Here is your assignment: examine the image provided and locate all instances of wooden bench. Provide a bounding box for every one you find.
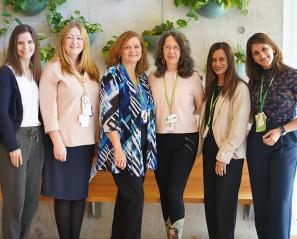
[1,156,253,205]
[87,156,253,204]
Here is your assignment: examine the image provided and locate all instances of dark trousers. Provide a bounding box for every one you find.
[155,133,198,223]
[0,126,45,239]
[111,171,145,239]
[203,130,243,239]
[247,123,297,239]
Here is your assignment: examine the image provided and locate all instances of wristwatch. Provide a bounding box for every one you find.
[279,125,287,136]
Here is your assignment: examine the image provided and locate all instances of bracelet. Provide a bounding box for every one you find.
[279,125,287,136]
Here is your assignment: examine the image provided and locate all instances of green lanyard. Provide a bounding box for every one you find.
[137,78,147,107]
[74,73,87,95]
[259,75,275,112]
[207,87,221,127]
[163,73,179,114]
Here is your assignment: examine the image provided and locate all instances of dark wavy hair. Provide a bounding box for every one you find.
[205,42,242,100]
[153,30,194,78]
[3,24,41,81]
[246,33,286,86]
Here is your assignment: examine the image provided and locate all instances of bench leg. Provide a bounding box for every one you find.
[88,202,102,218]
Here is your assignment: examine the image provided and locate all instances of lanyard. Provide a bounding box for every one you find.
[74,72,87,95]
[163,72,179,114]
[138,79,148,109]
[259,75,275,112]
[207,87,221,127]
[121,64,147,109]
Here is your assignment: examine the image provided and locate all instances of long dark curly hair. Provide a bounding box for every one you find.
[153,30,194,78]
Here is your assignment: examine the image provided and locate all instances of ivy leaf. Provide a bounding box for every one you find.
[176,19,187,29]
[14,18,22,24]
[1,11,11,17]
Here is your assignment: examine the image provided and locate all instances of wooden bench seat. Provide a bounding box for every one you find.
[2,157,253,205]
[87,156,253,204]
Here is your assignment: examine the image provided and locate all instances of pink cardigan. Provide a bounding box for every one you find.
[148,71,204,134]
[39,61,99,147]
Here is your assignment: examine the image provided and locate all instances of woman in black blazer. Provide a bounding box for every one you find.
[0,24,44,239]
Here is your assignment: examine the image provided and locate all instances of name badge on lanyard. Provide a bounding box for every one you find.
[256,75,275,132]
[163,72,179,132]
[75,73,94,128]
[138,81,148,125]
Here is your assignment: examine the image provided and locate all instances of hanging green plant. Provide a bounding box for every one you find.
[3,0,47,16]
[47,0,103,37]
[102,35,117,60]
[141,11,198,52]
[234,43,246,65]
[174,0,249,16]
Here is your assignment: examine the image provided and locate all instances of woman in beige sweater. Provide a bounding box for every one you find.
[198,42,250,239]
[39,22,99,239]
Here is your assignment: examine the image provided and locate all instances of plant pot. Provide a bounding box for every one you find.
[143,35,161,53]
[15,0,47,16]
[88,33,96,45]
[198,1,227,18]
[236,63,246,78]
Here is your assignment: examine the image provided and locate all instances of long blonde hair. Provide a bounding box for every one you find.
[50,22,99,81]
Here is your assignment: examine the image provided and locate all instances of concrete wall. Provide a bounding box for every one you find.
[0,0,285,238]
[0,0,283,73]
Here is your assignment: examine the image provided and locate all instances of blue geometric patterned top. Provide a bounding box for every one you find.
[97,64,157,177]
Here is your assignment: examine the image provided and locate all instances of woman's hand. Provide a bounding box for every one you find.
[262,128,281,146]
[114,145,127,170]
[9,148,22,167]
[53,141,67,162]
[215,160,227,176]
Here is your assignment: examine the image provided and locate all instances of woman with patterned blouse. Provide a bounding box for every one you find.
[246,33,297,239]
[97,31,157,239]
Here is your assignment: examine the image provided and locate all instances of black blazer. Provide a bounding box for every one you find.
[0,65,23,152]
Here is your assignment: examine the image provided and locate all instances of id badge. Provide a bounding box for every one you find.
[141,110,148,124]
[166,122,175,131]
[79,114,90,127]
[165,113,178,124]
[203,125,209,138]
[255,112,266,132]
[81,95,94,117]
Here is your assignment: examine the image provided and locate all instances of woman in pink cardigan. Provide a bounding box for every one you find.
[149,30,204,238]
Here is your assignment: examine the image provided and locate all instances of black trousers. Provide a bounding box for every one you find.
[247,123,297,239]
[111,170,145,239]
[203,130,243,239]
[155,132,198,223]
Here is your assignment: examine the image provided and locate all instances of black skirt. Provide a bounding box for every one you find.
[41,136,94,200]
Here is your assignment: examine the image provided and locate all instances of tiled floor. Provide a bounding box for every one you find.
[0,201,296,238]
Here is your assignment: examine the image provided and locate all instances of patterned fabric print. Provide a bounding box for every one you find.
[249,66,297,124]
[97,64,157,177]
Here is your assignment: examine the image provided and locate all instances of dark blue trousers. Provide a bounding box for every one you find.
[247,123,297,239]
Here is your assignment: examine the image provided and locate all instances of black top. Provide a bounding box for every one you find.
[205,85,222,129]
[0,65,23,152]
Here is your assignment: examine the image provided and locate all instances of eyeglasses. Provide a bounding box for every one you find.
[163,45,180,51]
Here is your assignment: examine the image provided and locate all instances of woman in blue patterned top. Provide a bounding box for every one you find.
[97,31,157,239]
[246,32,297,239]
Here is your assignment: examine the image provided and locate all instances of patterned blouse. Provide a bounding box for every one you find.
[249,66,297,125]
[97,64,157,177]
